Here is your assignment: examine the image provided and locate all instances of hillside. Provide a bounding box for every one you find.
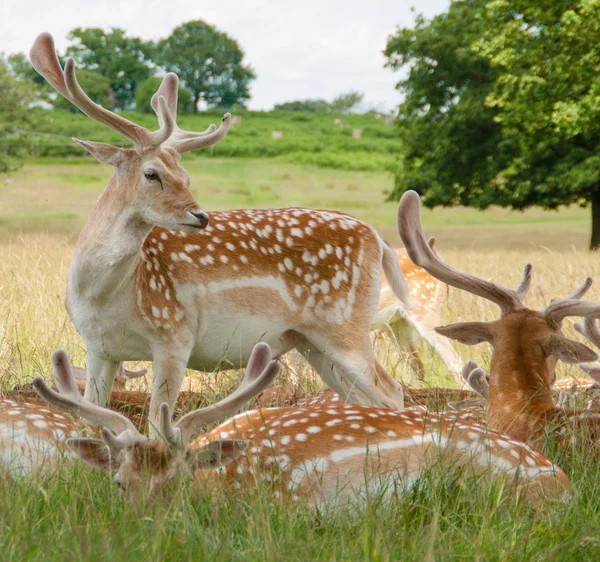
[30,109,402,172]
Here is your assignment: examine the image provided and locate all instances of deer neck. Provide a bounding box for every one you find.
[486,343,554,442]
[70,176,151,300]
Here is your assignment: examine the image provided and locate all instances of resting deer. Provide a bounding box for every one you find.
[33,348,568,508]
[397,190,600,451]
[29,33,407,435]
[373,248,464,384]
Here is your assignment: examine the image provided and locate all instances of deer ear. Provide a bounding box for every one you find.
[435,322,494,346]
[66,438,117,470]
[73,138,124,166]
[542,335,598,364]
[186,440,248,471]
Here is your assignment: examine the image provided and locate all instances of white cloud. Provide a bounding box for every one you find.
[1,0,449,110]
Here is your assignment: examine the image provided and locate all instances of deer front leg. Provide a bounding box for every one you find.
[148,349,190,438]
[83,353,120,406]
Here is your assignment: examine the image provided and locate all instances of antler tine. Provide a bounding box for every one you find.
[32,350,138,436]
[148,96,175,146]
[461,359,479,383]
[467,368,489,398]
[574,317,600,349]
[564,277,593,301]
[172,343,280,447]
[150,74,219,146]
[515,263,533,301]
[173,113,232,154]
[151,73,179,124]
[544,299,600,328]
[397,191,523,315]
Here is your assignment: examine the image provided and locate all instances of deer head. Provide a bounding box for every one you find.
[397,191,600,431]
[30,33,232,233]
[33,344,279,501]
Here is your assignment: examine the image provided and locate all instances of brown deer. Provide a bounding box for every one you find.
[397,190,600,452]
[29,33,407,436]
[32,348,568,508]
[373,248,464,384]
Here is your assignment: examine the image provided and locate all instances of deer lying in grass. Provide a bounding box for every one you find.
[29,33,407,435]
[398,190,600,451]
[373,248,464,384]
[31,348,568,508]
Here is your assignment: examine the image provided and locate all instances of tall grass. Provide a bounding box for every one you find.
[1,237,600,559]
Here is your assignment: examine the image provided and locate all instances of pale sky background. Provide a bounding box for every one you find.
[1,0,450,111]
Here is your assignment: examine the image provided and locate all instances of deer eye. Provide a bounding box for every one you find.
[144,169,160,182]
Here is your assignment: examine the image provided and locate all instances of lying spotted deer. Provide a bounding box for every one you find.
[32,348,569,508]
[373,248,464,384]
[30,33,407,435]
[398,190,600,451]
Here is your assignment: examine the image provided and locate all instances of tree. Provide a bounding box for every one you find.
[329,90,364,114]
[157,20,255,112]
[0,58,42,173]
[274,99,330,113]
[135,77,193,114]
[385,0,600,249]
[66,27,154,110]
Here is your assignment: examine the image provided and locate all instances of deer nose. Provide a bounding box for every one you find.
[189,210,209,229]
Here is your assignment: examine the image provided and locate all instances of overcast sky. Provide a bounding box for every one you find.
[1,0,450,111]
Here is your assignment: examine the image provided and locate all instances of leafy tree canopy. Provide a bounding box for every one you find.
[275,90,365,114]
[0,58,44,173]
[274,99,331,113]
[157,20,255,112]
[385,0,600,249]
[66,27,154,110]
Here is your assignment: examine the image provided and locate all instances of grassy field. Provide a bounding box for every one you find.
[1,159,600,559]
[0,157,591,250]
[24,108,402,172]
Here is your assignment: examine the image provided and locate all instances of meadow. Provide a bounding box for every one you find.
[0,157,599,560]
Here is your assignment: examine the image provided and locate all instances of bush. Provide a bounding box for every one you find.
[135,77,193,114]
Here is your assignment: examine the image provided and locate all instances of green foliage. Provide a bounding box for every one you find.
[330,90,365,114]
[28,109,400,172]
[0,58,44,173]
[275,91,365,114]
[157,20,255,111]
[53,69,111,112]
[274,99,331,113]
[66,27,154,110]
[385,0,600,248]
[134,77,193,114]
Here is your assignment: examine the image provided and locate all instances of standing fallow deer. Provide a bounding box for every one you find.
[29,33,408,435]
[372,248,464,384]
[33,348,569,508]
[397,190,600,451]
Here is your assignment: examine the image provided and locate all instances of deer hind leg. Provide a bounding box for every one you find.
[294,335,352,400]
[83,353,120,407]
[296,334,404,409]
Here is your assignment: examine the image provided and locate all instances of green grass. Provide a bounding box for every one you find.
[0,454,598,561]
[27,109,401,172]
[0,158,592,250]
[1,158,600,560]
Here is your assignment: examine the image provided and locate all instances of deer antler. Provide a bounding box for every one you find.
[161,343,281,447]
[543,278,600,327]
[30,33,231,155]
[149,73,232,154]
[397,191,524,316]
[32,351,140,447]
